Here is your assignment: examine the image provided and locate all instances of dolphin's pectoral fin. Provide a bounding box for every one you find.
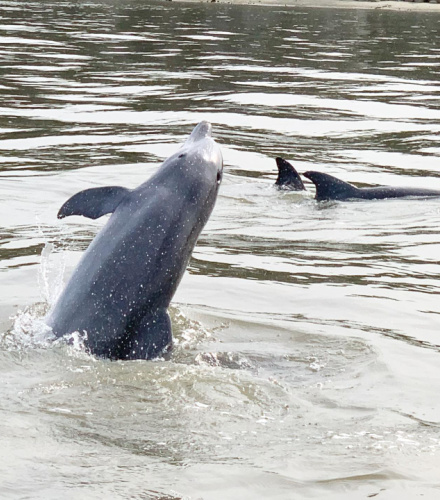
[57,186,131,220]
[117,309,173,360]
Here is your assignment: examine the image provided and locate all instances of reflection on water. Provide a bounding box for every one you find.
[1,1,440,499]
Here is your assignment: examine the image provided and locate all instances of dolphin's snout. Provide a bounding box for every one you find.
[189,121,212,141]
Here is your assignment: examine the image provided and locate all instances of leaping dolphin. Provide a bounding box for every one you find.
[46,121,223,360]
[303,171,440,202]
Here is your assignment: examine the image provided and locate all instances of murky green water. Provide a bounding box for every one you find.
[1,1,440,499]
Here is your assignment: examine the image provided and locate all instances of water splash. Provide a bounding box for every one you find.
[37,241,66,306]
[171,307,214,351]
[4,302,54,350]
[35,218,67,307]
[4,239,66,351]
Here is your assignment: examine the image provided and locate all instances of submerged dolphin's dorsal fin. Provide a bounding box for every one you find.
[58,186,131,220]
[275,157,305,191]
[303,171,358,201]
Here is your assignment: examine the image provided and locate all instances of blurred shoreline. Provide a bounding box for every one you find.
[173,0,440,11]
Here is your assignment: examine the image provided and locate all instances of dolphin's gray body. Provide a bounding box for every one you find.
[304,171,440,202]
[46,121,223,360]
[274,157,305,191]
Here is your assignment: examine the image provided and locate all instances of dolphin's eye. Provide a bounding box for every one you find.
[217,171,222,183]
[179,153,186,158]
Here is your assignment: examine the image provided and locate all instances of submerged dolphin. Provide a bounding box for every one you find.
[46,121,223,360]
[275,157,305,191]
[303,171,440,202]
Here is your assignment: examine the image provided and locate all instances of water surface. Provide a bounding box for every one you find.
[1,2,440,499]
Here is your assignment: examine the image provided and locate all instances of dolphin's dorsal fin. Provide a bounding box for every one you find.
[275,157,305,191]
[57,186,131,220]
[303,171,358,201]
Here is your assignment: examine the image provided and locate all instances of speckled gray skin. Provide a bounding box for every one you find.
[46,121,223,359]
[275,157,305,191]
[304,171,440,202]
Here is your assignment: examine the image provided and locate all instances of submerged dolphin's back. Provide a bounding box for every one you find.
[304,171,440,201]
